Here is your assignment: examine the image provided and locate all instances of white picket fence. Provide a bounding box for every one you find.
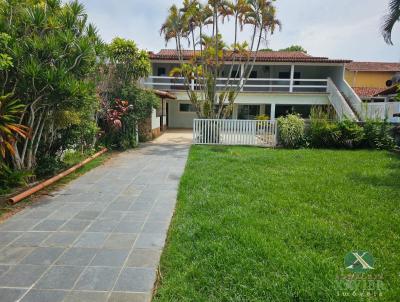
[193,119,277,147]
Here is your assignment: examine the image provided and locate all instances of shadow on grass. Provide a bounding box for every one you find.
[347,152,400,189]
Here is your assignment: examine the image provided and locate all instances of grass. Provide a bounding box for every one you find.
[0,152,112,221]
[154,146,400,302]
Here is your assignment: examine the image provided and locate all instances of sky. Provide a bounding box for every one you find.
[78,0,400,62]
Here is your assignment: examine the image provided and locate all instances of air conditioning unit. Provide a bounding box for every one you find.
[386,73,400,87]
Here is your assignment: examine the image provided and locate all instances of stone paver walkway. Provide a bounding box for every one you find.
[0,131,190,302]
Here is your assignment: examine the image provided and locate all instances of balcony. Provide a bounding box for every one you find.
[143,76,328,93]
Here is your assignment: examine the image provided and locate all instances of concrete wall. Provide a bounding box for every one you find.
[234,93,330,105]
[167,100,197,128]
[151,109,160,130]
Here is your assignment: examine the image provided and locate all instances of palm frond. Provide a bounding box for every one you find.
[382,0,400,45]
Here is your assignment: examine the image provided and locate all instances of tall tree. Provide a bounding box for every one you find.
[97,37,158,149]
[382,0,400,44]
[0,0,103,170]
[160,0,281,119]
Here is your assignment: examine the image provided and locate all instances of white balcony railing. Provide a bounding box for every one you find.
[143,76,328,93]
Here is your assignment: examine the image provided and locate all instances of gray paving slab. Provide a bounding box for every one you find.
[33,219,67,231]
[108,292,151,302]
[89,249,130,267]
[104,233,137,250]
[0,264,10,277]
[74,267,120,291]
[64,291,109,302]
[73,232,109,248]
[0,288,28,302]
[20,289,67,302]
[20,247,65,265]
[0,131,190,301]
[0,264,48,287]
[35,265,85,289]
[113,267,156,292]
[0,232,22,245]
[55,248,97,266]
[0,246,35,264]
[10,232,51,247]
[41,232,80,247]
[126,249,161,268]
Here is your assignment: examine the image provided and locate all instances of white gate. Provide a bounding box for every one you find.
[193,119,277,147]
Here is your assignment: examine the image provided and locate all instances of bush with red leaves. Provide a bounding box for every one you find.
[104,99,130,130]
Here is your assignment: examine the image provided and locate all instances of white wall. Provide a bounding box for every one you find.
[234,93,330,105]
[151,108,160,130]
[168,100,197,128]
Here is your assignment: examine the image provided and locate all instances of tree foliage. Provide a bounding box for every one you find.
[0,0,103,170]
[97,37,158,150]
[279,45,307,53]
[382,0,400,45]
[160,0,281,119]
[0,93,30,159]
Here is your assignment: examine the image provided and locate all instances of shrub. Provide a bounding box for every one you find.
[0,162,32,194]
[335,120,364,148]
[307,118,338,148]
[35,155,66,179]
[256,114,270,121]
[362,120,395,150]
[277,114,305,148]
[61,150,88,167]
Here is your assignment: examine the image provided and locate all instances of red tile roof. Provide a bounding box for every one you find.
[353,87,386,98]
[373,85,399,97]
[346,62,400,72]
[149,49,351,64]
[154,90,176,99]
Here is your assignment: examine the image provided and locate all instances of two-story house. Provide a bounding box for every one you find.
[144,50,364,129]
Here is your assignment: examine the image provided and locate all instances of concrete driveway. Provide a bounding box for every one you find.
[151,129,192,145]
[0,130,191,302]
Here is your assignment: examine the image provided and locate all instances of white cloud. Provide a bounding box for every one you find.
[79,0,400,61]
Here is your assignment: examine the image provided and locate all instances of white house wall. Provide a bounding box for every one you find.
[234,93,330,105]
[167,100,197,128]
[173,91,330,105]
[151,109,160,130]
[168,92,330,128]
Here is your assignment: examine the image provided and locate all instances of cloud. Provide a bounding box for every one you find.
[79,0,400,61]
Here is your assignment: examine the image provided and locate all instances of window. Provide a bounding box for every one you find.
[231,70,240,78]
[179,103,196,112]
[157,67,166,76]
[279,71,301,85]
[238,105,260,120]
[275,105,312,118]
[250,71,258,78]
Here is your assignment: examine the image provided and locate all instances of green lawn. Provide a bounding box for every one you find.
[154,147,400,302]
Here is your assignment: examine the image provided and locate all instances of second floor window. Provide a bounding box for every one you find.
[279,72,301,85]
[158,67,166,76]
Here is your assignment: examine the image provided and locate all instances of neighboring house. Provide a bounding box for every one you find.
[144,49,365,128]
[345,62,400,101]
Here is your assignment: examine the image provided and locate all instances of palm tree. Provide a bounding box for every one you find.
[160,5,188,60]
[181,0,201,52]
[382,0,400,44]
